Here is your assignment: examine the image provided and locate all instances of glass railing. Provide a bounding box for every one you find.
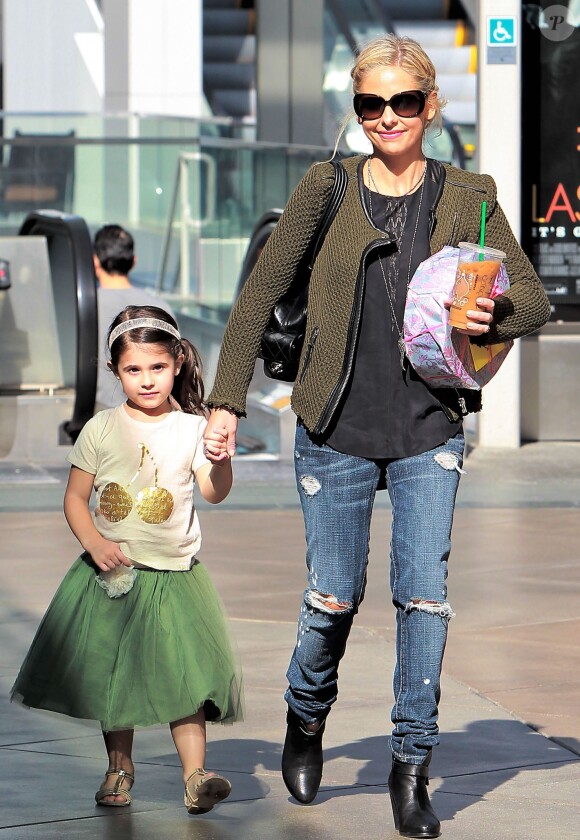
[155,136,335,322]
[0,108,468,336]
[0,112,330,325]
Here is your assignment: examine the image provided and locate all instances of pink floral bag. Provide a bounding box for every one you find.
[403,246,513,390]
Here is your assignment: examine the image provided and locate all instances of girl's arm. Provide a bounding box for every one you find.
[195,425,233,503]
[195,460,233,505]
[64,466,132,570]
[205,408,238,460]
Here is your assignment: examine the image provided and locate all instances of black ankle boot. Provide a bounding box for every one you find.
[281,709,325,804]
[388,753,441,838]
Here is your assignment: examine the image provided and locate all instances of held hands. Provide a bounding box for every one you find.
[444,297,495,337]
[203,426,230,462]
[204,408,239,463]
[197,409,235,504]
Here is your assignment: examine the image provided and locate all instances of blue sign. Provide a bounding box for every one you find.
[487,16,517,46]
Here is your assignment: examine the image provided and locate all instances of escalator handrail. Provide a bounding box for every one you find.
[235,209,283,300]
[19,210,97,441]
[326,0,396,52]
[441,117,466,169]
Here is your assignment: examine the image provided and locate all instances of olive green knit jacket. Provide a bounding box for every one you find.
[208,155,550,432]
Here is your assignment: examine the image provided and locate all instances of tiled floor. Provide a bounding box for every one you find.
[2,442,580,838]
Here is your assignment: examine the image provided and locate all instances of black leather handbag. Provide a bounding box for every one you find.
[259,160,348,382]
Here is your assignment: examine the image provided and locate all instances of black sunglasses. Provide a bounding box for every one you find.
[353,89,427,120]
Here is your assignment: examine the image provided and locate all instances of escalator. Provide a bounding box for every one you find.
[203,0,257,119]
[19,212,97,443]
[0,211,97,462]
[2,210,267,460]
[202,0,476,166]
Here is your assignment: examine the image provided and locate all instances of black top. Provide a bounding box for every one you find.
[324,176,462,460]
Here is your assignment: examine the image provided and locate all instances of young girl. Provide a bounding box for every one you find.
[11,305,243,815]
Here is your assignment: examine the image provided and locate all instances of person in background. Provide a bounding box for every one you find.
[203,34,550,839]
[94,224,176,410]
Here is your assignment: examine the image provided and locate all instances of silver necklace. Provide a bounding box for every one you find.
[367,156,426,200]
[367,157,426,369]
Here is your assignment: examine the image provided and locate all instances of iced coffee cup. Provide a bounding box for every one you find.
[448,242,506,330]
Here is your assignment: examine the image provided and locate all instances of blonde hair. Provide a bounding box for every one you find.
[329,34,446,160]
[351,34,446,132]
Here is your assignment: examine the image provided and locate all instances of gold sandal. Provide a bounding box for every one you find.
[95,768,134,807]
[184,768,231,815]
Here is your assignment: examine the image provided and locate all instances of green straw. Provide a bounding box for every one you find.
[479,200,487,260]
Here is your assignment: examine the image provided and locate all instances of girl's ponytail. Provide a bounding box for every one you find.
[172,338,206,416]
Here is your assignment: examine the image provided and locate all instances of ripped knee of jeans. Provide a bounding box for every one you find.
[434,451,465,475]
[306,589,351,614]
[404,598,455,620]
[299,474,322,497]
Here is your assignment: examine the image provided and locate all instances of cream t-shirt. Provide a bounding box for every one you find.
[68,405,210,571]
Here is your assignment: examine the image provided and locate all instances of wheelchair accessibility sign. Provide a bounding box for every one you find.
[487,16,517,63]
[488,17,517,46]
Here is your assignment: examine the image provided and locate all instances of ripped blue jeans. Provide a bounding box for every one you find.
[286,422,464,763]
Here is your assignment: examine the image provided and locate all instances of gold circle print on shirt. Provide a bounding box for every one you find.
[99,443,174,524]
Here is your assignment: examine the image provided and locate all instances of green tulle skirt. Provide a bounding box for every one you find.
[11,554,243,731]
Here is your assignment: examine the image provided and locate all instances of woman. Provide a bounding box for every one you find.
[204,35,550,839]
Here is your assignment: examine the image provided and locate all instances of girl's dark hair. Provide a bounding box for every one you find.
[107,305,206,416]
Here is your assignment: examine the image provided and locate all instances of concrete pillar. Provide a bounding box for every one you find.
[256,0,324,145]
[3,0,203,116]
[3,0,103,112]
[102,0,202,116]
[100,0,203,223]
[289,0,324,146]
[256,0,291,143]
[476,0,522,448]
